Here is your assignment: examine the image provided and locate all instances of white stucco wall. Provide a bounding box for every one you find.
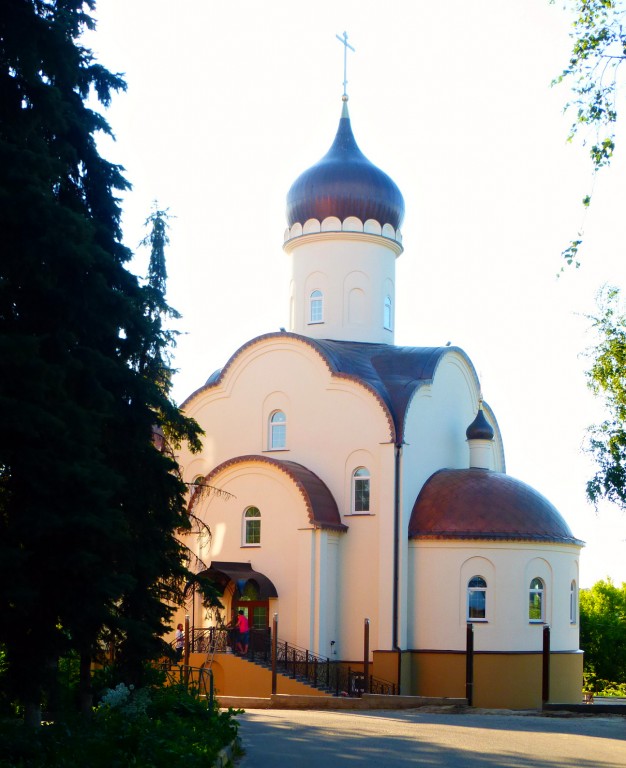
[395,351,503,648]
[285,232,400,343]
[408,540,581,652]
[179,336,399,658]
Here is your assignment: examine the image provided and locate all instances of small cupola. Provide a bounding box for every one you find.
[466,400,495,470]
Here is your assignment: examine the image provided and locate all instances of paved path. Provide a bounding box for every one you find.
[236,708,626,767]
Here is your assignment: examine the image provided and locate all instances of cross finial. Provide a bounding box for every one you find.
[335,31,355,100]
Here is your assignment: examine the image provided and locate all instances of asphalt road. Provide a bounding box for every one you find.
[236,708,626,768]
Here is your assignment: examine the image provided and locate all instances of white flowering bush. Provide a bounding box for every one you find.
[98,682,150,718]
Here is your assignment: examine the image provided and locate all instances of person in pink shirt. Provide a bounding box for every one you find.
[236,610,249,654]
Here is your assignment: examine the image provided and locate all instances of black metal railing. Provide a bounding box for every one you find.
[176,626,397,697]
[164,664,215,708]
[189,626,232,654]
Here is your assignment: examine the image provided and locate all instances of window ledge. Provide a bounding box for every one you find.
[241,544,261,548]
[468,619,488,623]
[263,448,289,453]
[308,321,324,325]
[345,512,374,517]
[529,620,545,624]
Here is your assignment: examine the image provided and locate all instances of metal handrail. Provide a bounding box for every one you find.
[160,663,215,709]
[186,626,396,696]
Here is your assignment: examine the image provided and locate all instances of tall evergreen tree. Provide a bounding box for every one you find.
[0,1,201,722]
[109,205,205,686]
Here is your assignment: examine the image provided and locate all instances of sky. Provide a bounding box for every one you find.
[85,0,626,588]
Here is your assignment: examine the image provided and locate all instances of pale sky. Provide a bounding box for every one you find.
[86,0,626,588]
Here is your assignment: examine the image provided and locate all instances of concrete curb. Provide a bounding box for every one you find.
[213,736,241,767]
[218,693,467,710]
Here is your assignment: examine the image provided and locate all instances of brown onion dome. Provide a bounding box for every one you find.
[409,468,582,545]
[286,100,405,230]
[466,407,495,441]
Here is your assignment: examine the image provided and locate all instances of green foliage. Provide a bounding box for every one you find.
[585,286,626,509]
[0,682,239,767]
[0,0,204,713]
[579,578,626,684]
[552,0,626,263]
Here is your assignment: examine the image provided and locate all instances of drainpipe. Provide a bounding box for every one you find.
[393,443,402,687]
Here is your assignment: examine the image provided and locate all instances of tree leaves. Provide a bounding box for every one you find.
[585,286,626,509]
[552,0,626,264]
[580,578,626,686]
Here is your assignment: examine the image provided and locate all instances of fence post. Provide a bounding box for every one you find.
[542,625,550,705]
[363,618,370,694]
[271,613,278,696]
[465,622,474,706]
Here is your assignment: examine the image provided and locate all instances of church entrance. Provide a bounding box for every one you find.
[234,581,270,652]
[196,561,277,653]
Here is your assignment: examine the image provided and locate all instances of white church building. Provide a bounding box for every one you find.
[176,94,583,708]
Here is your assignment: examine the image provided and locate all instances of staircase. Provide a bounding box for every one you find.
[188,628,397,698]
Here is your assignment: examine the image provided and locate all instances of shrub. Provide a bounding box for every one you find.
[0,682,239,767]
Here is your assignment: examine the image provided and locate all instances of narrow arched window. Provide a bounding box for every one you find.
[570,580,577,624]
[309,290,323,324]
[529,577,545,622]
[243,506,261,545]
[384,295,392,330]
[269,410,286,449]
[467,576,487,621]
[352,467,370,513]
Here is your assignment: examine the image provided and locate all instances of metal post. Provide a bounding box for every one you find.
[542,625,551,705]
[184,614,191,685]
[363,618,370,694]
[271,613,278,695]
[465,622,474,706]
[209,668,214,712]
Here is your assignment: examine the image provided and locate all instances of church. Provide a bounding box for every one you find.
[174,87,583,709]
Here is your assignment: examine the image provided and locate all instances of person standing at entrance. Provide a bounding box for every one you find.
[236,610,249,655]
[175,623,184,662]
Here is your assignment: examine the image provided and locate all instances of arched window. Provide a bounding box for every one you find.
[309,290,323,324]
[570,580,577,624]
[243,506,261,545]
[467,576,487,621]
[384,295,392,330]
[529,577,545,622]
[269,410,286,449]
[352,467,370,513]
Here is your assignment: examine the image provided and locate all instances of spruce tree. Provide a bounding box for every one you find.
[0,1,201,721]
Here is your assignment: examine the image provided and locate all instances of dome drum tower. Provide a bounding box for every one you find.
[284,99,405,344]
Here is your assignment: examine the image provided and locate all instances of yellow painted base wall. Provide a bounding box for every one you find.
[407,651,583,709]
[198,653,330,699]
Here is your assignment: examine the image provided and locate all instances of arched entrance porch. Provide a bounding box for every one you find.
[190,561,278,654]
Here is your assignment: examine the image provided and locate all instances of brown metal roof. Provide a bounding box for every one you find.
[185,333,473,445]
[200,561,278,599]
[408,468,583,545]
[202,455,346,532]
